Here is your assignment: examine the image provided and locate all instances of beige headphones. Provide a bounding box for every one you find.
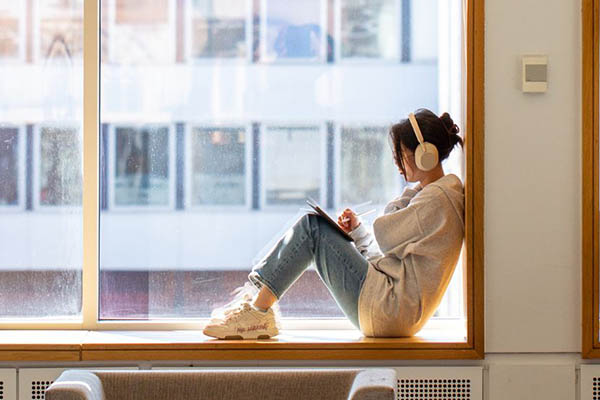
[408,112,439,171]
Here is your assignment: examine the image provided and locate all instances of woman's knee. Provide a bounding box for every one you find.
[300,213,319,229]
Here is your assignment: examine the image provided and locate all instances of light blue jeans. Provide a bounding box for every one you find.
[248,213,369,328]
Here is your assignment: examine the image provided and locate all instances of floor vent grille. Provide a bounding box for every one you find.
[395,367,482,400]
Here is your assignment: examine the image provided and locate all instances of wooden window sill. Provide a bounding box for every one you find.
[0,328,479,361]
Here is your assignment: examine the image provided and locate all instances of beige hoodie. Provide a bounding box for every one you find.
[349,174,465,337]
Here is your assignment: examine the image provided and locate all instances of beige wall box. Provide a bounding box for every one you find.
[522,55,548,93]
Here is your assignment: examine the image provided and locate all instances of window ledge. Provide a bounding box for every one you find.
[0,328,478,361]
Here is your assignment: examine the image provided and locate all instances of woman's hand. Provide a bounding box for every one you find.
[337,208,360,233]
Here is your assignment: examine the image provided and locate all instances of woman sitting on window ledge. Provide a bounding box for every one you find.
[203,109,465,339]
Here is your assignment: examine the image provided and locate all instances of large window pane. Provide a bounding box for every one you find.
[340,126,400,206]
[109,0,173,64]
[0,0,82,319]
[264,126,322,206]
[190,127,246,206]
[39,126,82,207]
[99,0,462,323]
[340,0,398,59]
[113,126,171,207]
[190,0,247,59]
[0,1,21,59]
[39,0,83,61]
[0,127,19,206]
[262,0,324,62]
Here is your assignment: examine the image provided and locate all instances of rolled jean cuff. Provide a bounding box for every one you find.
[248,270,282,300]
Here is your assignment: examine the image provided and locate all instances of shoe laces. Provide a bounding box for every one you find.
[212,283,258,317]
[229,282,258,301]
[225,302,253,322]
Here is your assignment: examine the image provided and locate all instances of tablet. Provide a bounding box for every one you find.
[305,200,354,242]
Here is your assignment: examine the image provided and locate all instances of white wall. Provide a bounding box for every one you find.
[484,0,582,398]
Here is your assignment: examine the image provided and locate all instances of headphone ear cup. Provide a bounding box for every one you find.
[415,142,439,171]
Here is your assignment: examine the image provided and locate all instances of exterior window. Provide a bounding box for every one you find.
[0,1,22,60]
[263,126,322,206]
[38,126,82,207]
[0,127,19,206]
[189,0,248,59]
[108,0,174,63]
[38,0,84,61]
[190,127,247,206]
[338,0,398,60]
[112,126,171,207]
[261,0,325,62]
[97,0,463,326]
[339,126,401,206]
[0,0,82,319]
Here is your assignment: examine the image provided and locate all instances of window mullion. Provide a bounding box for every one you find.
[82,0,100,330]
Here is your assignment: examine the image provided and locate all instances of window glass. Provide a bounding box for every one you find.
[339,0,398,59]
[191,127,246,206]
[0,1,21,59]
[263,0,324,61]
[39,126,82,207]
[264,126,321,206]
[190,0,247,59]
[39,0,83,61]
[340,126,400,206]
[0,0,82,319]
[99,0,462,323]
[0,127,19,206]
[110,0,172,64]
[410,0,438,62]
[114,126,170,207]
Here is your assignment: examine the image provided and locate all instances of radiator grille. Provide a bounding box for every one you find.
[0,369,16,400]
[580,364,600,400]
[394,367,481,400]
[397,378,471,399]
[30,381,53,400]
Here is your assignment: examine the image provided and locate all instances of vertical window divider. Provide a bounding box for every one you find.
[82,0,100,329]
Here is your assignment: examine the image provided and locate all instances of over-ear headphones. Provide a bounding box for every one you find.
[408,112,439,171]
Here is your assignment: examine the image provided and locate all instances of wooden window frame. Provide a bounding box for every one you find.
[583,0,600,359]
[0,0,484,361]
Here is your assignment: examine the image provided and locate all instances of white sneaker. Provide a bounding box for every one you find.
[209,282,258,321]
[203,303,280,340]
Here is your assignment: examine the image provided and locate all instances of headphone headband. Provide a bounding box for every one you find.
[408,113,425,145]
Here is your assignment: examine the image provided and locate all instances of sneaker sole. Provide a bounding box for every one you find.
[203,329,279,340]
[221,334,273,340]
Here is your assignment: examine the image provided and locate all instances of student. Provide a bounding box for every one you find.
[203,108,465,339]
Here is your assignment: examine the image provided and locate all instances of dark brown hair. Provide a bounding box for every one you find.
[389,108,463,176]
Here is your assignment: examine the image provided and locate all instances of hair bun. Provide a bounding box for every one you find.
[440,112,460,135]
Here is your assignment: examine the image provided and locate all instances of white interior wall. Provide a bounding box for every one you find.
[483,0,581,398]
[485,0,581,355]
